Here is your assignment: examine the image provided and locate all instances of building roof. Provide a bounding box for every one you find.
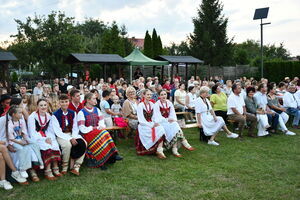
[0,52,17,62]
[66,53,129,64]
[157,55,204,64]
[128,37,144,49]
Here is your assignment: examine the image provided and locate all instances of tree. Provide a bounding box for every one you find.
[166,41,190,56]
[232,39,291,66]
[233,49,249,65]
[9,11,83,78]
[189,0,233,65]
[152,28,159,58]
[143,30,153,58]
[157,36,163,56]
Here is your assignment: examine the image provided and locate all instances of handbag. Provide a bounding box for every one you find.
[199,128,210,142]
[114,117,128,127]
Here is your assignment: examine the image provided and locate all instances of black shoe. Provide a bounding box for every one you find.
[115,155,123,161]
[100,166,108,170]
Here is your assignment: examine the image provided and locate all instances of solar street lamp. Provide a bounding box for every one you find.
[253,7,271,78]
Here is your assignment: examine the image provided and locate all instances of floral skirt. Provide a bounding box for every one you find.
[164,130,185,149]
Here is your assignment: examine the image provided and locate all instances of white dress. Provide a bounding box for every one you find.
[153,100,181,143]
[137,102,166,150]
[28,112,60,151]
[195,97,225,136]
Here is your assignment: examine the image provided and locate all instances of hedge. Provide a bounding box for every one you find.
[264,61,300,83]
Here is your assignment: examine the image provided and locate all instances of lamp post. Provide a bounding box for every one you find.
[253,7,271,78]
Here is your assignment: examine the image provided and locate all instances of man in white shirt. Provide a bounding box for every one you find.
[33,81,43,96]
[283,84,300,128]
[227,84,257,138]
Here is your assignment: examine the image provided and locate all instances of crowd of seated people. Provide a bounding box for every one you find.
[0,75,299,190]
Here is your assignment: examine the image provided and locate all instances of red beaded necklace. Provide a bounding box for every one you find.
[143,101,151,113]
[37,111,47,127]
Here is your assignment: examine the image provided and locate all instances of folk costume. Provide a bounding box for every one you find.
[7,119,43,172]
[153,100,193,153]
[77,106,118,168]
[28,111,61,179]
[136,101,165,155]
[28,111,61,167]
[68,101,84,114]
[51,108,86,174]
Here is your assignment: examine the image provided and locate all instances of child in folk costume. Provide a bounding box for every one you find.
[77,93,123,170]
[5,106,44,180]
[153,90,195,157]
[28,99,62,181]
[51,94,86,176]
[136,89,167,159]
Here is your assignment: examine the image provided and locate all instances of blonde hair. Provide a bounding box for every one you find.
[48,94,59,113]
[27,95,39,114]
[125,86,136,97]
[199,86,210,95]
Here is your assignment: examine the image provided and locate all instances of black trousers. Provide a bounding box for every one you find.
[214,110,228,123]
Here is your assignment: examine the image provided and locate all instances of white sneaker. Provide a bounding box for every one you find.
[0,180,13,190]
[227,133,239,139]
[286,131,296,136]
[20,171,28,178]
[11,171,27,183]
[208,140,219,146]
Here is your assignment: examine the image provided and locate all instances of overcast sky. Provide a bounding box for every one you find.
[0,0,299,56]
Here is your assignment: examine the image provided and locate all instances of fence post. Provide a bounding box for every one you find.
[235,64,237,80]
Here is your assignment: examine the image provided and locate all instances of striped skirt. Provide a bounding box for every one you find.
[83,129,118,168]
[41,149,61,167]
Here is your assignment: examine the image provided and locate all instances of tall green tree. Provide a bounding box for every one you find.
[189,0,233,65]
[143,30,153,58]
[157,35,163,56]
[152,28,159,58]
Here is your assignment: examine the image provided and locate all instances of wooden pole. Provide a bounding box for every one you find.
[161,65,164,82]
[171,64,174,83]
[104,64,107,81]
[70,65,73,85]
[185,63,188,86]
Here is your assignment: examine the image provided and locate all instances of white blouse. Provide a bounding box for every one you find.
[77,107,106,134]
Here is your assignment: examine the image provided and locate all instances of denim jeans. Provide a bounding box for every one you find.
[267,113,279,130]
[286,107,300,126]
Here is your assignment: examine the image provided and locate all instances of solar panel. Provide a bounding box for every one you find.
[253,7,269,20]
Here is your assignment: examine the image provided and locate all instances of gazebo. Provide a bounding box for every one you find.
[0,52,17,92]
[157,55,204,83]
[65,53,129,83]
[124,48,169,82]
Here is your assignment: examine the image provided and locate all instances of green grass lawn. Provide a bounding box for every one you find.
[1,128,299,200]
